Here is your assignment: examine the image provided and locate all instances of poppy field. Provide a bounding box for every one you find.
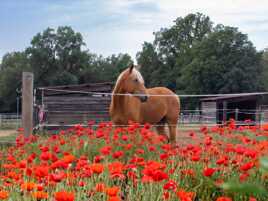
[1,120,268,201]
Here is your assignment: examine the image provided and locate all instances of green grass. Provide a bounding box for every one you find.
[0,133,17,142]
[0,122,20,130]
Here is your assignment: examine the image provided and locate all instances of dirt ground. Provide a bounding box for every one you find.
[0,130,17,137]
[0,126,203,145]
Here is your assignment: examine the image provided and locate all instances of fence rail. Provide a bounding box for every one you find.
[1,110,268,130]
[0,113,21,129]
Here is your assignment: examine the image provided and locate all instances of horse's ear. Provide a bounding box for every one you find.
[129,63,134,73]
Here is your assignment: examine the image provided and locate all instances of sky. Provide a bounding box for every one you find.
[1,0,268,61]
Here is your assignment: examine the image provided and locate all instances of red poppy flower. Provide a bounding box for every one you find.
[240,162,254,171]
[108,196,121,201]
[191,154,200,162]
[162,191,170,200]
[0,191,9,199]
[108,162,124,176]
[21,182,36,191]
[62,154,75,164]
[203,167,216,177]
[40,151,51,161]
[100,146,112,155]
[54,191,75,201]
[112,151,124,159]
[50,171,66,182]
[91,163,104,174]
[176,189,195,201]
[152,170,168,182]
[31,191,48,200]
[105,186,120,197]
[249,197,257,201]
[34,166,49,178]
[163,180,177,191]
[95,183,106,192]
[216,196,232,201]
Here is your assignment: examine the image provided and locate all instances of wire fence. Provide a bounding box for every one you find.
[34,109,268,129]
[3,88,268,131]
[1,108,268,131]
[38,87,268,98]
[0,113,21,129]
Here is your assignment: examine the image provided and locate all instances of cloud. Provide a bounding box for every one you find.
[0,0,268,61]
[84,27,154,59]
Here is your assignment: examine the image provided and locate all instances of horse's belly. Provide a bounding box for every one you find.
[141,102,166,124]
[110,111,139,125]
[142,112,164,124]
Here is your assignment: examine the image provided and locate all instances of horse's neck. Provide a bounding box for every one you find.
[110,86,127,114]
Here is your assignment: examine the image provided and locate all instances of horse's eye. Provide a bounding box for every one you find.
[134,78,138,83]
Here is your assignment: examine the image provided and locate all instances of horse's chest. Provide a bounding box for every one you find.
[110,110,139,124]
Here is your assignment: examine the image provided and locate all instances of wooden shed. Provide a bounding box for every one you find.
[200,93,268,125]
[36,82,113,129]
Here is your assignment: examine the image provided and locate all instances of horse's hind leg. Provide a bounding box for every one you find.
[156,125,165,135]
[156,125,169,142]
[156,117,169,141]
[167,120,178,145]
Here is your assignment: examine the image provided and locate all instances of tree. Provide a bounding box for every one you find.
[26,26,88,87]
[55,26,88,75]
[180,25,263,94]
[79,53,132,83]
[137,13,213,90]
[0,52,31,112]
[261,48,268,90]
[136,42,162,87]
[0,26,133,112]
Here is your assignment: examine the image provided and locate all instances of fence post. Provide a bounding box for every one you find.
[223,101,227,124]
[180,113,184,124]
[235,108,239,122]
[259,110,263,128]
[22,72,34,138]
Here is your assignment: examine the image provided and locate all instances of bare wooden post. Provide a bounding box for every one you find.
[223,101,227,123]
[22,72,34,138]
[235,108,239,122]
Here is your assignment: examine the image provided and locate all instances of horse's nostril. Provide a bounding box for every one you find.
[141,95,148,102]
[145,96,148,101]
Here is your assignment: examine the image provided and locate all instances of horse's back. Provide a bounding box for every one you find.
[147,87,180,106]
[146,87,176,95]
[141,87,180,123]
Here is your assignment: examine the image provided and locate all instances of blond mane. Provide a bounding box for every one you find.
[113,66,144,93]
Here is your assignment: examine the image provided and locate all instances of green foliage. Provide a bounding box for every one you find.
[221,181,268,196]
[136,42,161,87]
[180,25,263,94]
[137,12,265,109]
[261,48,268,90]
[49,71,79,86]
[0,52,31,112]
[25,26,88,87]
[0,13,267,112]
[137,13,212,90]
[260,157,268,172]
[79,53,132,83]
[0,26,132,112]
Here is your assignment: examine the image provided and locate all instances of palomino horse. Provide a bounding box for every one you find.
[109,64,180,144]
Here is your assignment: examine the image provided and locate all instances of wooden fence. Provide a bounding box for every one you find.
[0,113,21,129]
[38,82,113,129]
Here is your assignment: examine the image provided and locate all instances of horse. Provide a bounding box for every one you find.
[109,64,180,144]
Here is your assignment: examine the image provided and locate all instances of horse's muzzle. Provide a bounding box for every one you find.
[140,95,148,102]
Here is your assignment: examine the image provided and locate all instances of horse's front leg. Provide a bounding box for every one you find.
[156,125,169,143]
[111,119,129,132]
[167,123,178,147]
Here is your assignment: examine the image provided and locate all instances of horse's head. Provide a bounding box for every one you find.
[115,64,148,102]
